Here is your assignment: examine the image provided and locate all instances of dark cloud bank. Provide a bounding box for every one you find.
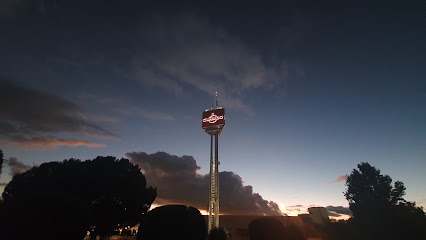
[0,80,118,148]
[1,1,294,115]
[126,151,283,216]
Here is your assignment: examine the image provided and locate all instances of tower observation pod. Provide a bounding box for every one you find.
[202,93,225,232]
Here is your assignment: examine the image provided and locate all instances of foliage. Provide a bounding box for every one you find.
[0,156,157,240]
[208,227,229,240]
[344,162,406,219]
[336,162,426,240]
[137,205,206,240]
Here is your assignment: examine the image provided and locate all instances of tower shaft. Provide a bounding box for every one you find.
[202,95,225,232]
[208,134,220,231]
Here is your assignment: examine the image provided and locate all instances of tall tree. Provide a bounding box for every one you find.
[0,156,157,240]
[343,162,426,239]
[344,162,405,219]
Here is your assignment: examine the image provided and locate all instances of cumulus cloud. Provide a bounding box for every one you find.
[126,151,283,216]
[132,13,288,113]
[5,157,32,176]
[325,206,352,218]
[0,80,118,148]
[328,175,347,184]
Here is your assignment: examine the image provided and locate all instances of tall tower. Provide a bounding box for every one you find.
[202,92,225,232]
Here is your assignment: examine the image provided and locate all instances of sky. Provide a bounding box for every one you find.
[0,0,425,219]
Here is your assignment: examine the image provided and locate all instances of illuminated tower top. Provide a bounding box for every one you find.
[202,92,225,135]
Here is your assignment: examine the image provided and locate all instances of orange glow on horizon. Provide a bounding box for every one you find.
[150,203,351,220]
[278,203,351,220]
[150,203,209,215]
[278,203,307,216]
[199,209,209,215]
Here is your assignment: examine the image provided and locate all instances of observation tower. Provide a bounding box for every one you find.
[202,92,225,231]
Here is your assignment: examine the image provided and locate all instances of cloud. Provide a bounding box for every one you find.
[328,175,347,184]
[132,13,288,113]
[284,205,309,216]
[325,206,352,218]
[126,151,283,216]
[5,157,32,176]
[0,80,118,148]
[4,136,105,148]
[283,204,352,220]
[78,94,174,121]
[118,106,175,121]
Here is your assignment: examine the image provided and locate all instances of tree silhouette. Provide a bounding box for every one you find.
[342,162,426,240]
[208,227,229,240]
[0,156,156,240]
[137,205,206,240]
[344,162,405,220]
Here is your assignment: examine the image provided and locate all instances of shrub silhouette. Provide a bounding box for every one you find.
[137,205,206,240]
[208,227,229,240]
[249,218,285,240]
[249,217,305,240]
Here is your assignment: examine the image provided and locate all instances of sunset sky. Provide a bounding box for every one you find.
[0,0,425,219]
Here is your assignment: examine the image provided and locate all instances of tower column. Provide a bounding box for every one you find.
[214,133,219,228]
[208,133,220,231]
[208,134,214,230]
[201,95,225,233]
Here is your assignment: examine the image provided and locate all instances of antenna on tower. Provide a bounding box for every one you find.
[215,91,218,108]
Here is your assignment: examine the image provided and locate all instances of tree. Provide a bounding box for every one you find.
[343,162,426,240]
[344,162,405,219]
[0,156,157,240]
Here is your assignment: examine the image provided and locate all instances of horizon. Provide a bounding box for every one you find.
[0,0,424,221]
